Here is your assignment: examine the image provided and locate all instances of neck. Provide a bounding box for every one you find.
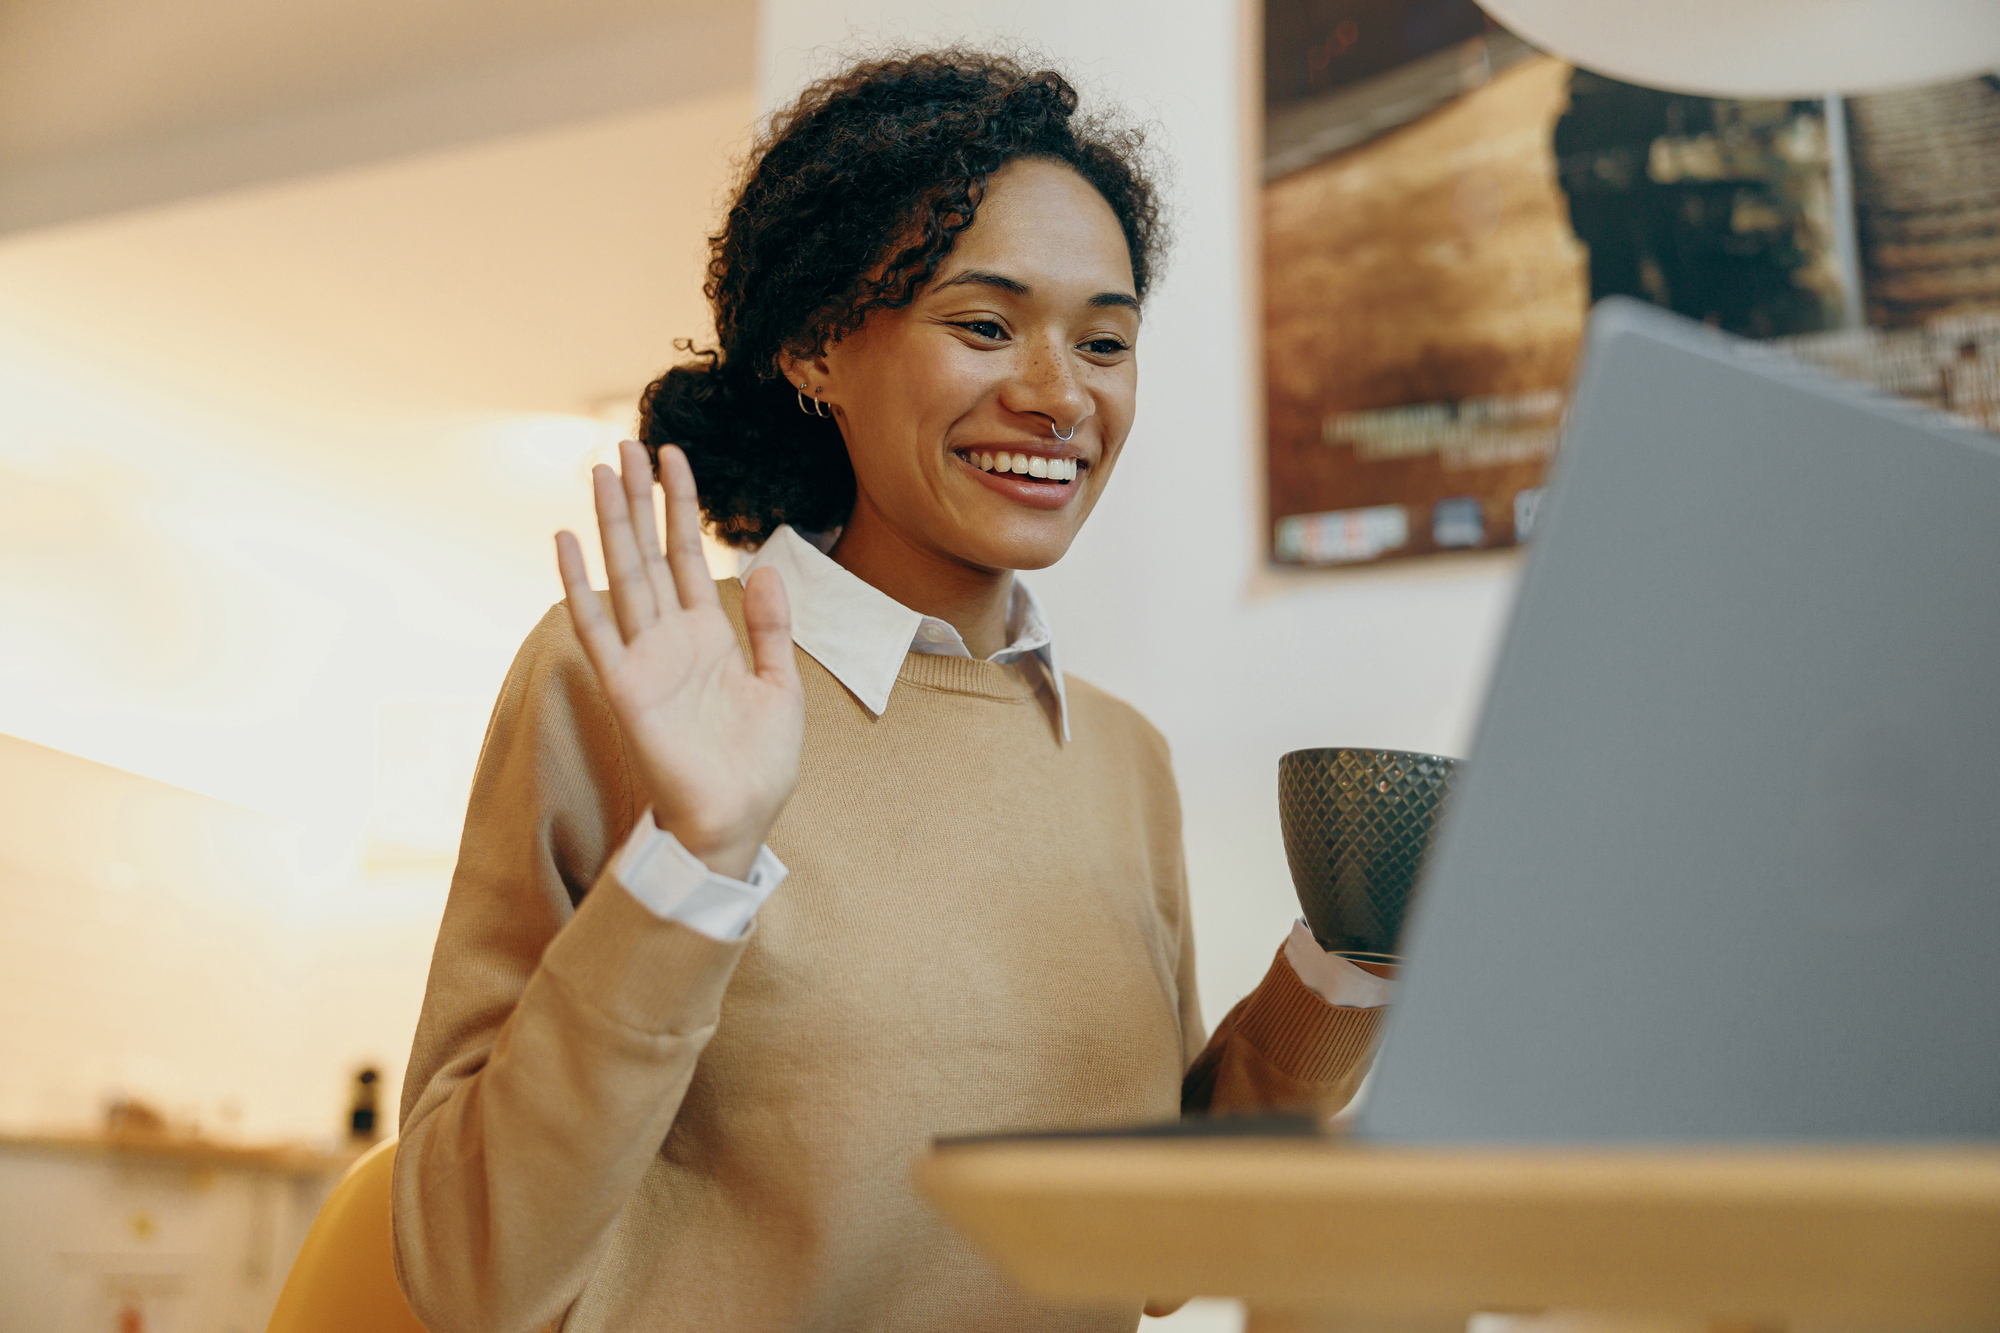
[829,501,1014,659]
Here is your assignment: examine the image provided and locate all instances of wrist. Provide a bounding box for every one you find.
[688,840,760,881]
[648,800,780,880]
[1284,919,1394,1008]
[1323,957,1394,1007]
[663,820,765,881]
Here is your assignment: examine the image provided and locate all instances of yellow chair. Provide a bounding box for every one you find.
[266,1137,430,1333]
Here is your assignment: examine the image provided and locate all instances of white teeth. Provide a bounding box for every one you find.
[964,451,1079,481]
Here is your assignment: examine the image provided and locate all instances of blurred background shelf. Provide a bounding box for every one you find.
[1,1128,359,1176]
[0,1131,355,1333]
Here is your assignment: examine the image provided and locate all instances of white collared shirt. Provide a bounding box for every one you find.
[738,524,1069,741]
[608,528,1377,1007]
[613,524,1068,938]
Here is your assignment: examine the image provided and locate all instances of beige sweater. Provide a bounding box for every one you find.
[394,582,1382,1333]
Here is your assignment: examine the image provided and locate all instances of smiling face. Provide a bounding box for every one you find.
[786,157,1141,575]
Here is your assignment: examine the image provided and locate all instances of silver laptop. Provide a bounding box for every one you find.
[1357,298,2000,1143]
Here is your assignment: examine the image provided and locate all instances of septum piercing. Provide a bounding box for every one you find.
[1051,421,1076,441]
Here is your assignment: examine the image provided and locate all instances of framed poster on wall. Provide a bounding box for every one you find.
[1263,0,2000,567]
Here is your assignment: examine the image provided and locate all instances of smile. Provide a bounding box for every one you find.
[953,449,1079,483]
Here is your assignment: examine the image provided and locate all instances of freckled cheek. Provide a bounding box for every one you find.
[1091,379,1138,468]
[907,390,988,497]
[935,347,1011,413]
[843,362,958,484]
[908,366,1008,470]
[1098,398,1136,443]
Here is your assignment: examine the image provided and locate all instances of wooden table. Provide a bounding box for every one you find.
[916,1138,2000,1333]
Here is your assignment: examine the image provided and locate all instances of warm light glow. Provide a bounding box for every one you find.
[0,77,757,1145]
[0,335,737,918]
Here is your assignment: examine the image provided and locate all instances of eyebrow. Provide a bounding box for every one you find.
[937,268,1140,312]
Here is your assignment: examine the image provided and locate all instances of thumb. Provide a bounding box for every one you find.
[741,565,799,693]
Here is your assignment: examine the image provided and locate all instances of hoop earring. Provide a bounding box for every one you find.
[796,383,814,416]
[814,388,829,419]
[1051,421,1076,442]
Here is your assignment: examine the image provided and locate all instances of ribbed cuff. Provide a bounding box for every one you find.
[1232,946,1386,1086]
[539,867,752,1036]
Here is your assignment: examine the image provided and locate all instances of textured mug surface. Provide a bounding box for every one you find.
[1278,747,1459,960]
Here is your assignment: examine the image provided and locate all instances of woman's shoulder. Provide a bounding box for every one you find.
[510,598,599,682]
[487,600,624,753]
[1062,671,1172,764]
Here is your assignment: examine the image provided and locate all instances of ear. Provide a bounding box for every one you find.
[775,347,833,392]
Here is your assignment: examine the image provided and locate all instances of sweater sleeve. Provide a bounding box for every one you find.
[1179,946,1385,1117]
[391,604,752,1333]
[1131,706,1382,1118]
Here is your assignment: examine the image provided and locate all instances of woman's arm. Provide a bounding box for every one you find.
[391,608,761,1333]
[392,443,805,1333]
[1144,740,1387,1119]
[1179,938,1388,1117]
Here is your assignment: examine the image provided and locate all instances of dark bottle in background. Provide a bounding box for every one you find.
[349,1066,380,1142]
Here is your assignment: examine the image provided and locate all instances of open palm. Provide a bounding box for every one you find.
[555,440,803,880]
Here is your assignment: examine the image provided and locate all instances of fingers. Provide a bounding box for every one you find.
[656,445,722,611]
[617,439,681,619]
[592,459,658,641]
[555,530,624,677]
[740,565,800,695]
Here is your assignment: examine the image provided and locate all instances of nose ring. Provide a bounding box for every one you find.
[1051,421,1076,442]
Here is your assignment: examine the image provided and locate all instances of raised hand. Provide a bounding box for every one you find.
[555,441,804,880]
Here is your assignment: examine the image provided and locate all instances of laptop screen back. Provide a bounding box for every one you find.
[1357,300,2000,1143]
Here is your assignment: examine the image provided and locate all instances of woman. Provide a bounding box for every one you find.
[394,50,1390,1333]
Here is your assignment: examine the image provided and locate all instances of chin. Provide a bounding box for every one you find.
[962,520,1079,573]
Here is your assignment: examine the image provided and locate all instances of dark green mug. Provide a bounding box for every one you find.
[1278,747,1460,963]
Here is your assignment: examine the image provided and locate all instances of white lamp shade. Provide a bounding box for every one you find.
[1475,0,2000,97]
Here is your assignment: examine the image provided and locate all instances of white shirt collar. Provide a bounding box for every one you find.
[740,525,1070,742]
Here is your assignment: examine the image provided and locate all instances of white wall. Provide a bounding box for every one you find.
[1,0,1522,1158]
[757,0,1521,1027]
[0,87,754,1145]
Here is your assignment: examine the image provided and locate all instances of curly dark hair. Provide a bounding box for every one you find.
[637,49,1167,547]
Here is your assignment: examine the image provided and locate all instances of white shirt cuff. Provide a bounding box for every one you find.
[611,811,787,941]
[1284,918,1392,1009]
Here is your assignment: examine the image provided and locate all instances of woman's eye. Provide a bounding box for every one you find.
[954,320,1008,341]
[1081,338,1130,356]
